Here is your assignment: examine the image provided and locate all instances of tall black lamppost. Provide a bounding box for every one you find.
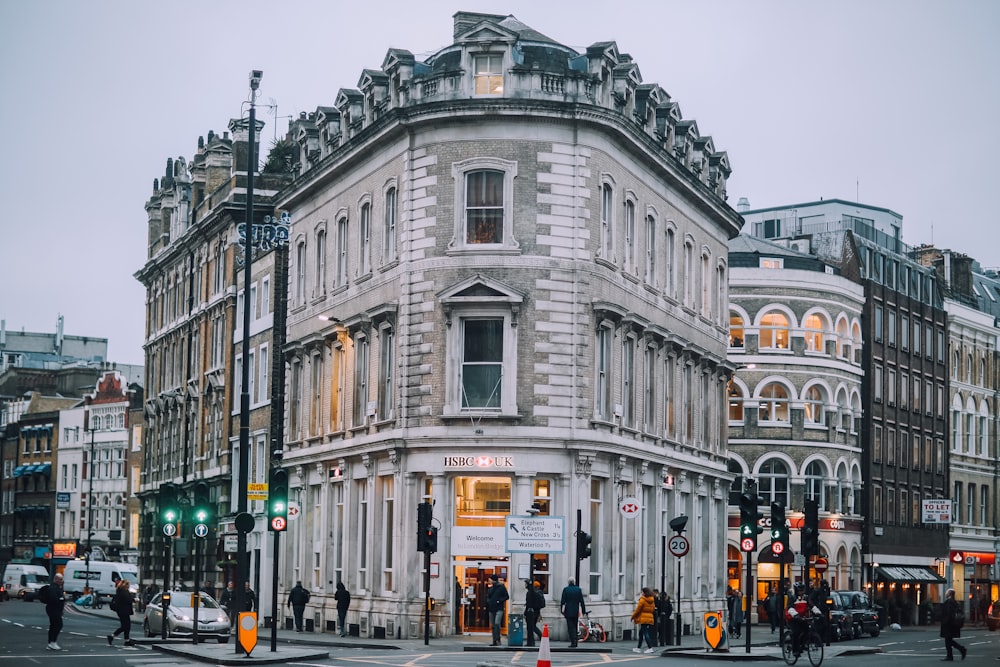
[85,422,96,595]
[234,68,262,654]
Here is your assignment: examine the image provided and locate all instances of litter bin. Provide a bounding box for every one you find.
[508,614,524,647]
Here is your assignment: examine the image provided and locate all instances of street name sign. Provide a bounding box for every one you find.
[505,515,565,553]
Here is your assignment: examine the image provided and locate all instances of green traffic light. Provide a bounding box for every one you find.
[195,510,208,522]
[164,510,176,521]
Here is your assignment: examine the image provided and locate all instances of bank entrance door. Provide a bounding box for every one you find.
[457,561,509,634]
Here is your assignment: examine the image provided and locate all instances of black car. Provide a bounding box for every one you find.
[836,590,880,638]
[825,592,854,641]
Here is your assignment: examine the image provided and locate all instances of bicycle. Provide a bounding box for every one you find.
[577,612,607,642]
[780,613,824,666]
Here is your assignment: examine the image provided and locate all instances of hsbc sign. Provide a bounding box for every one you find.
[443,455,515,469]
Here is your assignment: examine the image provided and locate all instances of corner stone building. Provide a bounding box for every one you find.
[273,11,742,640]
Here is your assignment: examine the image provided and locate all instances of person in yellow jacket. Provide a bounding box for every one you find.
[630,587,657,653]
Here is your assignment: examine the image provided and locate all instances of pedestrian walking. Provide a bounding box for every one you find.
[523,580,545,646]
[559,577,587,647]
[200,580,215,598]
[288,581,312,632]
[630,587,656,653]
[657,592,673,645]
[334,581,351,636]
[766,588,779,633]
[107,579,135,646]
[730,590,744,639]
[243,581,257,612]
[486,574,509,646]
[40,572,66,651]
[940,588,967,661]
[219,581,235,625]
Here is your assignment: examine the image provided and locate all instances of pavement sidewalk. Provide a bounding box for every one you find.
[72,603,888,664]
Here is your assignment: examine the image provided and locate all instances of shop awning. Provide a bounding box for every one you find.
[34,463,51,475]
[12,465,26,477]
[875,565,946,583]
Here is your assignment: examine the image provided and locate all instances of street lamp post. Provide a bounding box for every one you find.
[85,424,97,597]
[234,68,262,654]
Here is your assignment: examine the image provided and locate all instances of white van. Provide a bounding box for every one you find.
[2,564,50,600]
[62,561,139,597]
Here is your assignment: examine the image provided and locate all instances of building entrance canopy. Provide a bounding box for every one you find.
[875,565,945,583]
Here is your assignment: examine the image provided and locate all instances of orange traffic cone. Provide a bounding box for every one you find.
[536,624,551,667]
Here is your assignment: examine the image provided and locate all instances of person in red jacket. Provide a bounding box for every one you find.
[630,587,656,653]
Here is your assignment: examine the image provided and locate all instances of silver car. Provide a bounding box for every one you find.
[143,591,230,643]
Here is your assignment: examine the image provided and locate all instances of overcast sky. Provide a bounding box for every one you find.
[2,0,997,366]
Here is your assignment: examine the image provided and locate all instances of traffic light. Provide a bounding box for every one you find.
[418,526,439,553]
[770,501,788,553]
[193,482,211,525]
[159,482,178,527]
[577,531,592,560]
[739,492,764,552]
[802,498,819,556]
[268,468,288,531]
[417,502,434,552]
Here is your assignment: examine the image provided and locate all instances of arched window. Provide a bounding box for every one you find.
[729,312,744,348]
[804,314,825,352]
[757,459,789,505]
[804,461,825,508]
[728,382,744,423]
[836,319,849,358]
[836,465,848,513]
[759,312,789,350]
[803,385,826,426]
[758,383,790,423]
[966,354,973,384]
[952,350,960,380]
[980,401,990,456]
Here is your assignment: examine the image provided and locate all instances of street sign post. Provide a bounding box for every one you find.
[505,515,565,553]
[668,534,690,557]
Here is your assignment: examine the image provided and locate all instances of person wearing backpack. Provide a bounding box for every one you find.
[287,581,311,632]
[524,580,544,646]
[940,588,967,661]
[107,579,135,646]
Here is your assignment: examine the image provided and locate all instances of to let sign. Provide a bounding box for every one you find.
[922,499,952,524]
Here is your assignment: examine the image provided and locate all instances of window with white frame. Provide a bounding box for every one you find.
[599,182,614,260]
[665,226,676,298]
[383,186,397,263]
[804,314,825,352]
[353,334,370,427]
[757,458,789,505]
[381,475,395,592]
[451,159,517,251]
[336,217,349,286]
[664,353,676,436]
[596,324,613,421]
[357,479,368,590]
[623,199,636,273]
[728,381,744,423]
[310,352,323,437]
[315,228,327,296]
[803,385,826,425]
[588,478,603,595]
[378,325,394,421]
[804,461,825,508]
[289,358,302,438]
[683,240,694,307]
[473,53,504,95]
[701,250,712,318]
[331,342,345,433]
[980,485,989,527]
[621,333,636,428]
[645,214,656,285]
[262,276,270,318]
[759,311,790,349]
[758,382,790,423]
[644,344,656,432]
[442,280,522,416]
[295,240,307,305]
[359,201,372,275]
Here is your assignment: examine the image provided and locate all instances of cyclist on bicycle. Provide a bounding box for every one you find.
[785,583,816,654]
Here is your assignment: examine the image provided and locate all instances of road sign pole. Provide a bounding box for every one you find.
[193,533,202,645]
[270,528,280,652]
[745,544,752,653]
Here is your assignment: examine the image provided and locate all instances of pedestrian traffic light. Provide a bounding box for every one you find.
[801,498,819,556]
[418,525,438,553]
[268,468,288,531]
[193,481,211,524]
[577,531,592,560]
[770,501,788,552]
[159,482,178,527]
[739,492,764,552]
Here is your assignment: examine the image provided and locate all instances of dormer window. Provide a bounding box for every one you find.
[474,54,504,95]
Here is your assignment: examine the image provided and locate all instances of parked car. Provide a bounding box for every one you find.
[143,591,230,643]
[837,590,880,638]
[988,600,999,631]
[825,591,854,641]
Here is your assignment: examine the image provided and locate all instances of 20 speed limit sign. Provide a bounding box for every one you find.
[668,534,690,557]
